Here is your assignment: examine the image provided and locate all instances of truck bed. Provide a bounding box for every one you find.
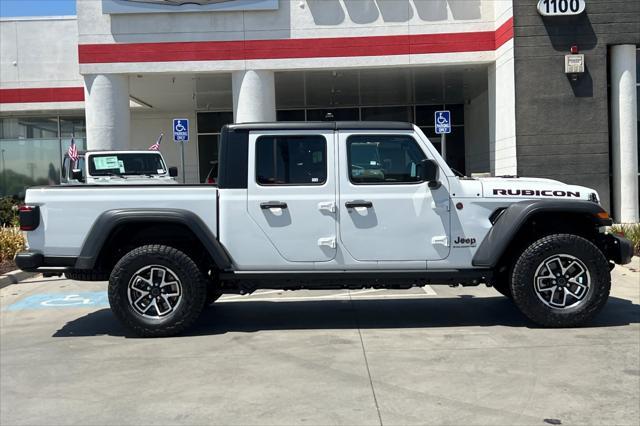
[24,185,218,257]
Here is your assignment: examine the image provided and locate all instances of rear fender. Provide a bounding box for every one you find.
[74,209,232,271]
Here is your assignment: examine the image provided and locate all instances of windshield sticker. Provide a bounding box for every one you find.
[93,156,120,170]
[118,160,125,174]
[157,169,164,174]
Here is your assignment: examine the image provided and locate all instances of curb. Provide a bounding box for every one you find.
[0,270,36,289]
[620,256,640,273]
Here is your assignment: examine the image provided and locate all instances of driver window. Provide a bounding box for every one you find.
[347,135,427,184]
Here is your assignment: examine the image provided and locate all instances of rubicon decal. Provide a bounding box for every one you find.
[493,189,581,197]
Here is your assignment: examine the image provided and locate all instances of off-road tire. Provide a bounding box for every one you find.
[65,269,110,282]
[108,245,208,337]
[511,234,610,327]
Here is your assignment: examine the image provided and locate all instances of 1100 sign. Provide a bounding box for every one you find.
[537,0,585,16]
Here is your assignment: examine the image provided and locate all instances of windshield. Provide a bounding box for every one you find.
[88,153,167,176]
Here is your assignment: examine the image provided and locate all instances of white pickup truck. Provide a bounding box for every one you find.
[61,150,178,185]
[16,122,633,337]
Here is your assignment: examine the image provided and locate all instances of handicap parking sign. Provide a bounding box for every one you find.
[434,111,451,134]
[173,118,189,142]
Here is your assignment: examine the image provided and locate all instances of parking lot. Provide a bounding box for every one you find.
[1,262,639,426]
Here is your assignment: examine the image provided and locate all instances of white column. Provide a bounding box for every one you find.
[611,45,639,223]
[232,70,276,123]
[488,41,517,176]
[84,74,130,151]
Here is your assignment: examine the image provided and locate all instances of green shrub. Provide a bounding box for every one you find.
[0,197,19,227]
[611,223,640,257]
[0,226,24,263]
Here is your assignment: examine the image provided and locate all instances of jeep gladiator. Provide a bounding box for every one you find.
[16,122,634,337]
[61,150,178,185]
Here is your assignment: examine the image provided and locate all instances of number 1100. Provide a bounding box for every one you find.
[542,0,580,14]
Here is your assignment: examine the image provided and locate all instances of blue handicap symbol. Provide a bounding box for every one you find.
[4,291,109,311]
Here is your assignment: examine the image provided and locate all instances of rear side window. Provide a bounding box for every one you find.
[256,135,327,185]
[347,135,427,184]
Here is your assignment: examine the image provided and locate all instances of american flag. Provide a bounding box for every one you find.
[68,138,78,165]
[149,132,163,151]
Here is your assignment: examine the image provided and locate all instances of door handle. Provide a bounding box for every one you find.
[345,200,373,209]
[260,201,288,210]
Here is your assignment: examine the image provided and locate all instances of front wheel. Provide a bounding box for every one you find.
[108,245,208,337]
[511,234,610,327]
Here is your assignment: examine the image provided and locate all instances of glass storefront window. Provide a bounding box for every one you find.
[0,117,58,140]
[306,108,359,121]
[360,69,412,106]
[277,110,306,121]
[197,111,233,134]
[305,70,359,107]
[361,106,412,122]
[1,116,82,198]
[60,117,86,138]
[0,139,61,197]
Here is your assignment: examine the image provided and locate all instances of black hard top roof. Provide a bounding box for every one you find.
[224,121,414,131]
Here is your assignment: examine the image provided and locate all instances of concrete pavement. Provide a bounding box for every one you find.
[1,260,638,425]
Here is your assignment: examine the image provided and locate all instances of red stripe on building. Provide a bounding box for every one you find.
[494,17,514,49]
[78,20,514,64]
[0,87,85,104]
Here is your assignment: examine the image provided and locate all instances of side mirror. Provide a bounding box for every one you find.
[419,159,440,188]
[168,167,178,177]
[71,169,84,183]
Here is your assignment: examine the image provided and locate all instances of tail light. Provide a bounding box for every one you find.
[19,205,40,231]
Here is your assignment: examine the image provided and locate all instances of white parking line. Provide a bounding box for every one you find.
[423,285,437,295]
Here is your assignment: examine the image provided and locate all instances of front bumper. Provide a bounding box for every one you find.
[602,234,634,265]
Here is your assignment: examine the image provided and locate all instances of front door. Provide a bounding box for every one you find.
[338,131,451,261]
[247,131,337,262]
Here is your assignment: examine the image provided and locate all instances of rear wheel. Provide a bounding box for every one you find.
[108,245,208,337]
[510,234,610,327]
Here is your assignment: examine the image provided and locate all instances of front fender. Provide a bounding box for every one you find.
[472,200,612,268]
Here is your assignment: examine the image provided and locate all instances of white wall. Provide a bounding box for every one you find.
[0,17,82,89]
[77,0,502,75]
[78,0,496,44]
[464,90,490,174]
[130,111,199,183]
[488,39,517,176]
[0,16,85,112]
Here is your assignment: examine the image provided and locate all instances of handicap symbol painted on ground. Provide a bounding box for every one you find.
[3,291,109,311]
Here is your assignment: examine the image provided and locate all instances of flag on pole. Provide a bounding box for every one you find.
[68,138,78,166]
[149,132,163,151]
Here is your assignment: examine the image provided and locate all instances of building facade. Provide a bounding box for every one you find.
[0,0,638,221]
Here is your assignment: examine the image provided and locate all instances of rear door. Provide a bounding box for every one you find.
[247,130,337,262]
[338,130,451,261]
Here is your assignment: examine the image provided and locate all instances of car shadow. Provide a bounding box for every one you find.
[52,295,640,339]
